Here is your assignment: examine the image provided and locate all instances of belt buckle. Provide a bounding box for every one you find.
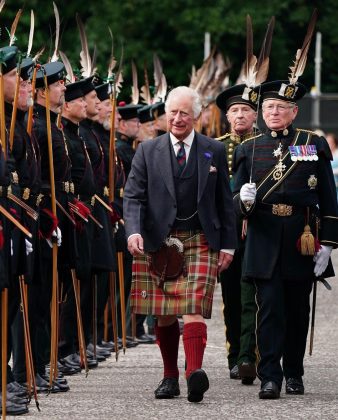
[64,181,70,193]
[36,193,43,206]
[104,186,109,197]
[22,188,30,200]
[272,204,292,216]
[11,171,19,184]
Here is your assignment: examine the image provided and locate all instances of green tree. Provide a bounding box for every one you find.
[1,0,338,97]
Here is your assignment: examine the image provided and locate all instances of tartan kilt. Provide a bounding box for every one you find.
[130,230,218,319]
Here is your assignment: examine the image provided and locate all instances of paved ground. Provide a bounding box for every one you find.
[14,253,338,419]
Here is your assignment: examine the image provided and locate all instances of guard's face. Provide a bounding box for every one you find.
[18,80,33,111]
[3,68,20,103]
[138,121,156,141]
[68,96,87,122]
[121,117,140,139]
[84,90,100,119]
[153,113,167,131]
[167,95,197,140]
[48,79,66,112]
[97,98,112,124]
[262,99,298,131]
[226,104,257,135]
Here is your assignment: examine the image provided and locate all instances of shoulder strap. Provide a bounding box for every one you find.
[256,130,312,202]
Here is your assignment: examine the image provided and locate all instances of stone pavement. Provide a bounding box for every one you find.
[15,253,338,420]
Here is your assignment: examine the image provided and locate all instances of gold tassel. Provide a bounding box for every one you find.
[300,224,315,256]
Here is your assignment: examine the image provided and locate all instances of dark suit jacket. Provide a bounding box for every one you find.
[123,132,237,252]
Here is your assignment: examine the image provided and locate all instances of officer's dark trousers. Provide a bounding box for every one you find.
[255,269,312,389]
[221,249,256,369]
[0,280,20,388]
[238,278,257,366]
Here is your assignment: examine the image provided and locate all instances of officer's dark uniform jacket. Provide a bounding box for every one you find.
[62,117,96,279]
[0,143,10,291]
[6,104,42,282]
[115,131,135,179]
[233,126,338,281]
[92,122,126,216]
[80,118,115,272]
[33,103,76,268]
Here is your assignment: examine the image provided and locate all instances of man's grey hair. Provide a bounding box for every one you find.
[165,86,202,118]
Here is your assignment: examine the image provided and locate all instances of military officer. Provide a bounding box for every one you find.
[31,61,74,392]
[58,78,99,370]
[79,78,116,360]
[233,80,338,399]
[215,84,259,385]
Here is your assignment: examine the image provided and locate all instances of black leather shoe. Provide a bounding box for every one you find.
[34,373,67,394]
[239,362,256,385]
[6,391,29,405]
[42,372,68,385]
[6,381,28,398]
[87,343,111,358]
[60,354,81,368]
[118,337,139,348]
[154,377,180,399]
[259,381,280,399]
[86,348,106,362]
[230,365,241,379]
[98,341,115,351]
[187,369,209,403]
[0,400,29,415]
[136,333,156,344]
[285,377,304,395]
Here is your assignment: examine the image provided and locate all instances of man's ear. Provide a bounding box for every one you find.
[37,88,46,100]
[63,101,70,112]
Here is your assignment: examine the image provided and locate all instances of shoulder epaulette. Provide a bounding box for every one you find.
[295,128,317,135]
[215,133,231,141]
[241,133,263,144]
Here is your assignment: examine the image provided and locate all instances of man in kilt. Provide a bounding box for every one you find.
[123,86,237,403]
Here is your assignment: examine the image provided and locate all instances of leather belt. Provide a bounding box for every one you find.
[259,203,306,217]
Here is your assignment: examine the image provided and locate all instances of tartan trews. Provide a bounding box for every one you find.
[130,231,218,319]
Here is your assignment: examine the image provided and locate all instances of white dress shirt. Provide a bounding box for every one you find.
[170,129,195,162]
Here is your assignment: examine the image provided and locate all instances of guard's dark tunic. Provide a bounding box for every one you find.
[34,103,76,269]
[80,119,115,272]
[115,131,135,179]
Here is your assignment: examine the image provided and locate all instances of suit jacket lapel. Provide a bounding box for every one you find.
[157,133,176,202]
[197,134,213,202]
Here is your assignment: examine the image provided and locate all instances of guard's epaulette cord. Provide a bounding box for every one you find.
[295,128,317,135]
[241,133,263,144]
[215,133,231,141]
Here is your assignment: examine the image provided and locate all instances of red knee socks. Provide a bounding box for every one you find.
[183,322,207,378]
[155,319,180,379]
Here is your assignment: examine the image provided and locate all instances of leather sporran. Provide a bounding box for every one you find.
[150,237,186,287]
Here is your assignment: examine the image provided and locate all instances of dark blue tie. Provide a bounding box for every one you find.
[176,142,186,171]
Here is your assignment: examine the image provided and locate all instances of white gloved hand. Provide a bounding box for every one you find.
[313,245,332,277]
[25,239,33,255]
[46,227,62,248]
[240,183,257,207]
